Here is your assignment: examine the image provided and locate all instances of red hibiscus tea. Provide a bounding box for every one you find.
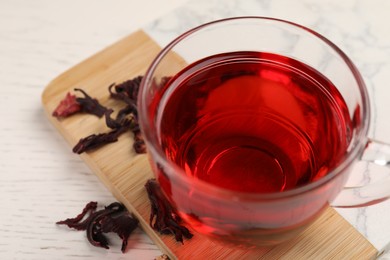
[157,51,352,193]
[140,17,373,246]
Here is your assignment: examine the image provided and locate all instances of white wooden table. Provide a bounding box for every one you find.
[0,1,186,259]
[1,0,390,259]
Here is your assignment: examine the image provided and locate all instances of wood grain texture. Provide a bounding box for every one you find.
[42,30,378,259]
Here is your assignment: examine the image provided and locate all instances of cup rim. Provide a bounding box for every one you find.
[139,16,371,200]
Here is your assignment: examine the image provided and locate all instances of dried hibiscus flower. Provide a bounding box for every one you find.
[52,89,107,119]
[52,76,146,154]
[74,88,108,117]
[145,179,193,243]
[72,109,136,154]
[72,127,129,154]
[133,124,146,154]
[108,77,146,154]
[57,201,138,253]
[109,76,143,106]
[52,92,81,118]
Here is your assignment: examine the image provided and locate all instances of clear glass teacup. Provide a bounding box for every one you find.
[138,17,390,245]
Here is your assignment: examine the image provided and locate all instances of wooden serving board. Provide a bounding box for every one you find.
[42,30,378,260]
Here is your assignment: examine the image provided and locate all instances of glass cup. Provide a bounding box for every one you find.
[138,17,390,246]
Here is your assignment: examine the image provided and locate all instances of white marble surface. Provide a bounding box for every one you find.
[1,0,390,259]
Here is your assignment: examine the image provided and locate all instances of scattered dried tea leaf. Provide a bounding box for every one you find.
[145,179,193,243]
[56,201,97,230]
[52,92,81,118]
[52,89,108,119]
[104,109,135,130]
[108,76,147,153]
[72,108,137,154]
[72,127,128,154]
[109,76,143,106]
[74,88,108,117]
[56,201,138,253]
[52,76,146,154]
[133,124,146,154]
[101,213,139,253]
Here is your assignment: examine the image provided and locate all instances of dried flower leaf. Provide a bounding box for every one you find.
[72,127,128,154]
[116,105,138,122]
[74,88,108,117]
[52,75,147,154]
[85,202,124,250]
[133,124,146,153]
[133,139,146,154]
[56,201,97,230]
[145,179,193,243]
[56,202,138,253]
[101,213,139,253]
[109,76,143,106]
[104,109,135,130]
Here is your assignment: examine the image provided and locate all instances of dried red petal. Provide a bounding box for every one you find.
[109,76,143,106]
[74,88,107,117]
[104,109,135,130]
[52,76,146,154]
[132,124,146,154]
[145,179,193,243]
[52,92,81,118]
[73,132,113,154]
[56,202,138,253]
[86,202,124,250]
[56,201,97,230]
[72,127,128,154]
[100,214,139,253]
[133,139,146,154]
